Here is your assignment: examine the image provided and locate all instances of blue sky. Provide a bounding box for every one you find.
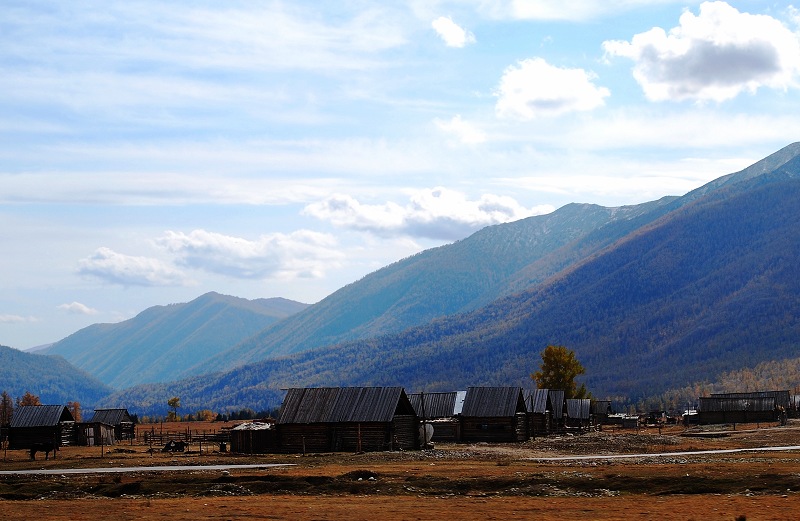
[2,1,800,349]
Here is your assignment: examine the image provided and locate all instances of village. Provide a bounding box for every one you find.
[1,387,796,458]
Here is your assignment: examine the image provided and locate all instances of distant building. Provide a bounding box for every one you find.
[409,391,465,442]
[89,408,136,440]
[8,405,75,449]
[277,387,419,453]
[460,386,528,442]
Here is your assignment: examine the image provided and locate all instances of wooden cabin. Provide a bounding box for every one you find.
[409,391,465,442]
[277,387,419,453]
[590,400,612,425]
[8,405,75,450]
[76,422,115,447]
[460,387,528,443]
[698,396,778,424]
[89,408,136,440]
[565,398,591,430]
[230,421,277,454]
[548,389,566,433]
[527,388,553,436]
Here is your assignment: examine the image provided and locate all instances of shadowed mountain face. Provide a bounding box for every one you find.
[42,293,308,388]
[99,144,800,415]
[0,344,112,408]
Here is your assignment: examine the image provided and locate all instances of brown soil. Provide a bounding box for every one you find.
[2,421,800,520]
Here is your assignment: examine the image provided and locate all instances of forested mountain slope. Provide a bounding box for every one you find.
[194,200,678,376]
[43,292,308,388]
[104,144,800,414]
[0,345,112,408]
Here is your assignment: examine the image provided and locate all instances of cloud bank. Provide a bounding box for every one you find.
[603,1,800,102]
[304,188,553,240]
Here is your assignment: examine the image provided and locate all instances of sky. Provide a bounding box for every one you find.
[2,1,800,350]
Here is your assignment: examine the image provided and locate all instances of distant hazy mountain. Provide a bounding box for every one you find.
[193,198,678,377]
[0,344,112,407]
[103,143,800,414]
[43,292,308,388]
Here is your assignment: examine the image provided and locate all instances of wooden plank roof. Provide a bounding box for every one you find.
[409,391,466,419]
[278,387,415,424]
[548,390,566,419]
[89,408,133,425]
[710,391,790,408]
[461,387,526,418]
[527,388,550,414]
[10,405,74,428]
[699,396,776,412]
[566,398,591,420]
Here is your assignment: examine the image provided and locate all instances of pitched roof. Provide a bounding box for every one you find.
[10,405,74,428]
[566,398,591,420]
[527,388,551,414]
[278,387,415,424]
[548,390,566,419]
[460,387,526,417]
[89,408,133,425]
[409,391,466,419]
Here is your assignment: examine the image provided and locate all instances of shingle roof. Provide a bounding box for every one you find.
[460,387,526,417]
[278,387,415,424]
[89,409,133,425]
[9,405,74,428]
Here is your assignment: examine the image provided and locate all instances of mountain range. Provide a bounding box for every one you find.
[42,293,309,388]
[7,142,800,415]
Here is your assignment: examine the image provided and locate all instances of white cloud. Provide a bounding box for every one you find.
[431,16,476,47]
[77,247,189,287]
[434,115,486,144]
[494,58,610,119]
[303,188,554,240]
[0,314,38,324]
[603,1,800,102]
[472,0,688,22]
[57,302,99,315]
[156,229,345,280]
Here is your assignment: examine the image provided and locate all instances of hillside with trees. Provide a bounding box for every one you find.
[99,143,800,415]
[42,292,308,388]
[0,344,112,407]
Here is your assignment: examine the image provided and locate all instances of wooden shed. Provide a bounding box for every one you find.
[230,421,277,454]
[89,408,136,441]
[460,387,528,443]
[548,390,566,432]
[527,388,553,436]
[277,387,419,453]
[8,405,75,450]
[76,422,115,447]
[565,398,591,430]
[409,391,465,442]
[590,400,612,424]
[698,396,778,424]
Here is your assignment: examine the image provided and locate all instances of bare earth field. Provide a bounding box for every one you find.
[3,421,800,520]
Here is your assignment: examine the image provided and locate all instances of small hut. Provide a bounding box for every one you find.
[76,422,115,447]
[527,388,553,436]
[277,387,418,453]
[89,408,136,440]
[8,405,75,450]
[409,391,465,442]
[230,421,277,454]
[565,398,591,430]
[590,400,612,425]
[548,390,566,433]
[460,387,528,442]
[698,396,778,424]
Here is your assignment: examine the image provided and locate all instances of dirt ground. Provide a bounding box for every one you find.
[3,421,800,520]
